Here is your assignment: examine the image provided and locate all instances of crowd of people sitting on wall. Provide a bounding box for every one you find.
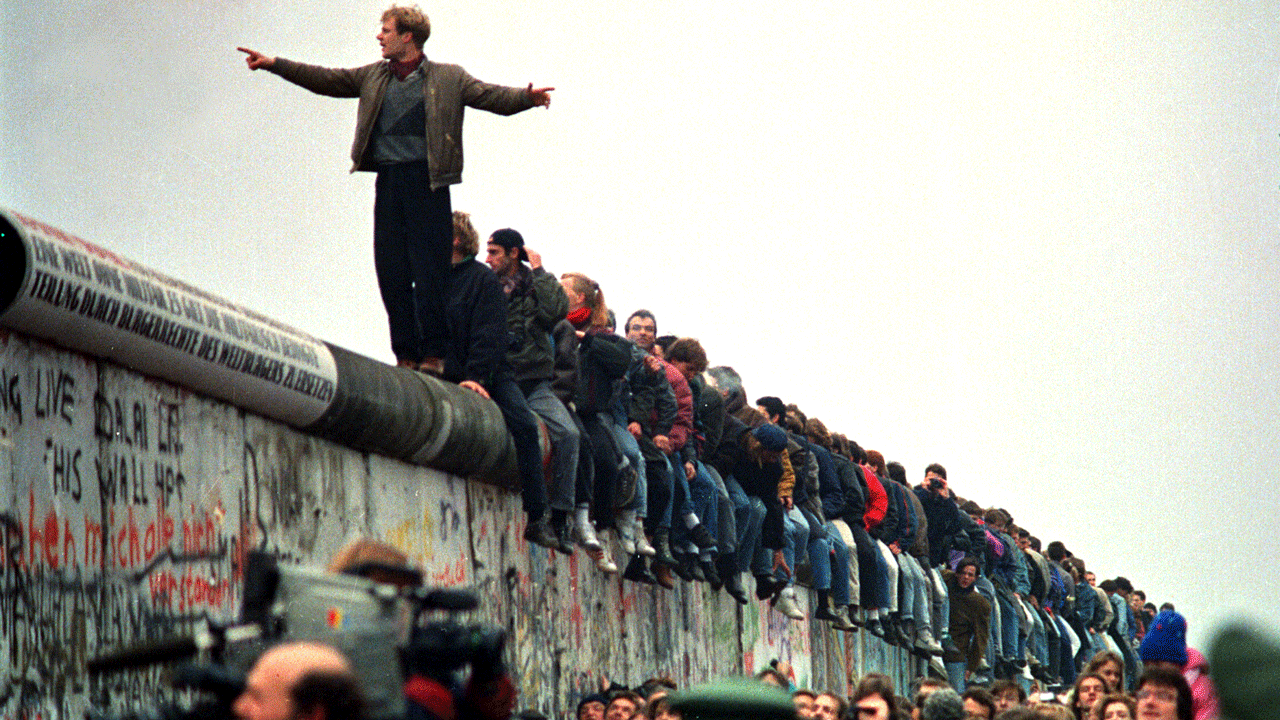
[439,213,1211,694]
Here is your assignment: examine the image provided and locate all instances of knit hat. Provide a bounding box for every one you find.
[1139,610,1189,666]
[489,228,528,262]
[752,423,788,451]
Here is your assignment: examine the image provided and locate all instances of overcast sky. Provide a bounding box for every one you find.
[4,1,1279,651]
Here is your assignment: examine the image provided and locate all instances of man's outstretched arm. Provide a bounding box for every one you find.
[526,84,554,108]
[237,47,276,70]
[236,48,369,98]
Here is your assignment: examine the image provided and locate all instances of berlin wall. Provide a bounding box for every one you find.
[0,207,919,720]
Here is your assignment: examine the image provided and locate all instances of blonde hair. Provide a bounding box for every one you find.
[382,5,430,47]
[453,211,478,256]
[560,272,609,329]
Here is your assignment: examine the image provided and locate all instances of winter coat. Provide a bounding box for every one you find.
[268,57,536,187]
[442,259,509,386]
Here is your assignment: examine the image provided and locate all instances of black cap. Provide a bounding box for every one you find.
[489,228,528,262]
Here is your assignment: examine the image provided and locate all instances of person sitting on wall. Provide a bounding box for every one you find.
[486,228,587,555]
[443,214,557,550]
[625,311,716,584]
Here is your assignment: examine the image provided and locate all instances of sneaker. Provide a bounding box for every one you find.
[916,627,945,656]
[943,636,961,656]
[865,617,885,639]
[634,519,656,557]
[573,508,602,552]
[589,546,617,574]
[523,518,558,550]
[773,587,805,620]
[928,657,948,679]
[831,605,858,632]
[616,513,637,556]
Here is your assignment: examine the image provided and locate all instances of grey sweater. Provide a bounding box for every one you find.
[269,56,536,189]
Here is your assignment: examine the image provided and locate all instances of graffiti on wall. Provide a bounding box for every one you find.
[0,331,915,720]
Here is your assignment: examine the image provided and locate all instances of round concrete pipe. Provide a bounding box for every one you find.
[307,344,519,488]
[304,344,440,460]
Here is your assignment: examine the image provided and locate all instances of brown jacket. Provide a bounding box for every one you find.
[269,57,536,189]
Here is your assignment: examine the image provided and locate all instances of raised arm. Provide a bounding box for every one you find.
[237,47,276,70]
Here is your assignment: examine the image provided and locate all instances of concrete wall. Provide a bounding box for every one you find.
[0,329,919,720]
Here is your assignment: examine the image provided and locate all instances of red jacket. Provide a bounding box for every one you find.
[657,358,694,452]
[862,466,887,531]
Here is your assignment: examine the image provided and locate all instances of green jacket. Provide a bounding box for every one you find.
[502,265,567,383]
[269,57,535,189]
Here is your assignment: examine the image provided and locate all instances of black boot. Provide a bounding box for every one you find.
[814,590,838,621]
[524,515,559,550]
[686,555,706,582]
[623,554,656,584]
[688,523,716,549]
[701,558,722,591]
[671,553,694,581]
[719,557,748,604]
[551,510,573,555]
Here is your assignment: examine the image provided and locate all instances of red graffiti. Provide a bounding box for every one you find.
[148,567,230,611]
[427,556,468,586]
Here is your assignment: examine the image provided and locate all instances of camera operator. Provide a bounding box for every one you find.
[233,642,365,720]
[328,538,517,720]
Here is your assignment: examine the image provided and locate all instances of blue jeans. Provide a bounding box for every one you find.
[994,586,1021,661]
[604,414,647,518]
[520,380,577,513]
[929,565,951,639]
[822,523,851,606]
[709,467,749,556]
[974,575,1000,664]
[690,461,719,552]
[665,455,695,533]
[738,496,766,573]
[753,506,807,581]
[899,554,930,627]
[803,510,832,593]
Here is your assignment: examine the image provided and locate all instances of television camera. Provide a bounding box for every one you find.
[85,551,507,720]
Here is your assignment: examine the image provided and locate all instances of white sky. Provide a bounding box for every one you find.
[4,1,1279,652]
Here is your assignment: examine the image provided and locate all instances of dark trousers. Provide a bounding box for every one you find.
[849,523,886,607]
[373,162,452,362]
[487,375,547,520]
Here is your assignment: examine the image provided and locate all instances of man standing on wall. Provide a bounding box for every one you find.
[238,6,553,373]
